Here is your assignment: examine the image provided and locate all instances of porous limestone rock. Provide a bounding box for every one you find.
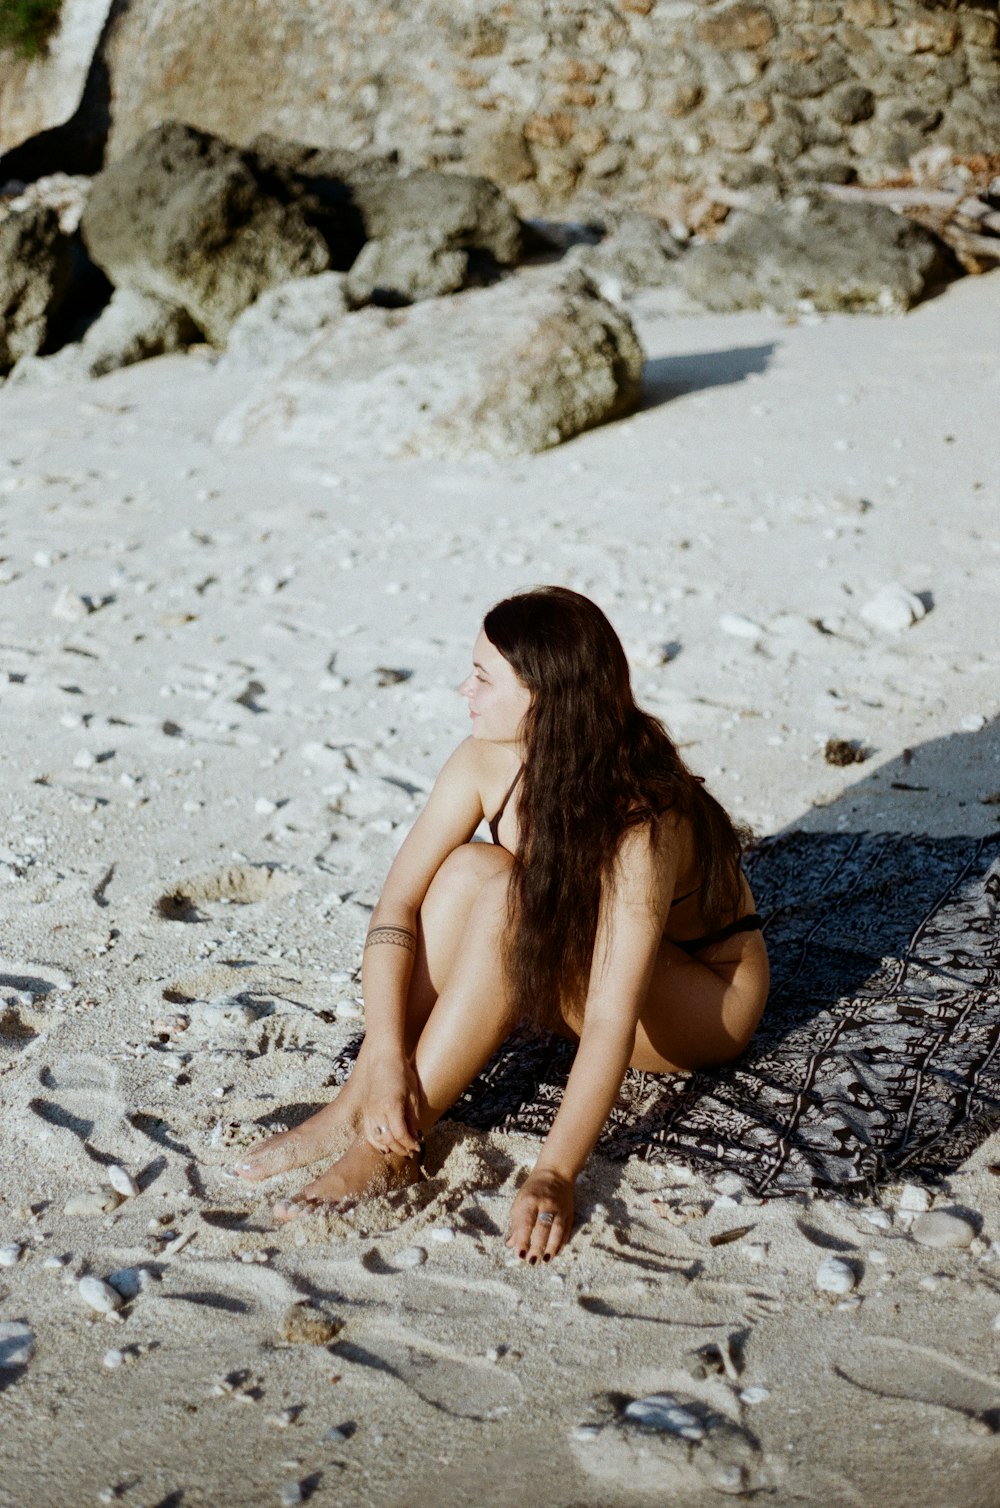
[219,273,350,372]
[9,286,199,384]
[215,267,643,460]
[344,231,470,308]
[565,209,684,297]
[0,202,74,372]
[81,122,365,344]
[673,194,949,314]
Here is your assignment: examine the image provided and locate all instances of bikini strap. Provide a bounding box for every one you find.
[489,765,524,844]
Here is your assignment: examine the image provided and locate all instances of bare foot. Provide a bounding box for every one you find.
[230,1086,361,1183]
[272,1135,422,1222]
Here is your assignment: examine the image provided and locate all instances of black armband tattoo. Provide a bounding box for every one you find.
[364,925,417,954]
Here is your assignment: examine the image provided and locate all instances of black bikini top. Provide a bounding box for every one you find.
[488,766,523,845]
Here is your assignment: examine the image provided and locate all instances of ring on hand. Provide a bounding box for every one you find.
[536,1211,555,1226]
[375,1124,387,1136]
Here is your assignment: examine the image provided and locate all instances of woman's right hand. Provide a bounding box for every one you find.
[360,1050,422,1159]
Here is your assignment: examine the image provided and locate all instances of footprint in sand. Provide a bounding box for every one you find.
[0,1006,38,1051]
[156,864,297,922]
[0,958,75,1000]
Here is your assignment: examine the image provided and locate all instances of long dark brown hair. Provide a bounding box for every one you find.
[483,585,750,1033]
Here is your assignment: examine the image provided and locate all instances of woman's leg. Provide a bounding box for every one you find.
[273,857,518,1215]
[553,928,769,1075]
[233,844,513,1182]
[629,931,769,1072]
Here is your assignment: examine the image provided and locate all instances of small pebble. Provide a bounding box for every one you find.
[719,612,763,640]
[859,1208,892,1230]
[991,1313,1000,1333]
[815,1256,857,1294]
[0,1243,22,1267]
[623,1394,705,1439]
[103,1349,125,1369]
[79,1275,125,1314]
[739,1386,770,1405]
[335,999,364,1020]
[322,1426,351,1444]
[107,1267,150,1300]
[911,1210,976,1250]
[0,1321,35,1368]
[395,1245,427,1268]
[897,1184,933,1214]
[107,1166,140,1199]
[571,1423,602,1442]
[279,1483,303,1507]
[42,1254,69,1270]
[429,1226,455,1243]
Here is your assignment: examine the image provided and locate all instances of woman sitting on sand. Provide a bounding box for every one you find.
[235,586,769,1262]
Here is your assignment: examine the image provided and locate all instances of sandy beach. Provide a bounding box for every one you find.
[1,266,999,1507]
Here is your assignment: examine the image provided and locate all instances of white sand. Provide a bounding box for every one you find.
[1,270,999,1507]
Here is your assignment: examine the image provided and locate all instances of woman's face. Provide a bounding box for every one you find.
[459,630,532,746]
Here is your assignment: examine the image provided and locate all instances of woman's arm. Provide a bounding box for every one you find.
[506,820,679,1259]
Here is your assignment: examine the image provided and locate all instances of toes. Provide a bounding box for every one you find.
[272,1196,315,1223]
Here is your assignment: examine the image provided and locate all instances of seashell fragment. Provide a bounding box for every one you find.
[65,1187,123,1218]
[395,1245,427,1268]
[107,1165,140,1198]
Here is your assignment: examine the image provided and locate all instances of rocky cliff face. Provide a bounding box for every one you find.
[2,0,998,211]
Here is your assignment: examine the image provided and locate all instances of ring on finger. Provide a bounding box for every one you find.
[375,1124,388,1135]
[536,1211,555,1226]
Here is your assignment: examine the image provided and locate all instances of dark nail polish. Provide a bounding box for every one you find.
[528,1255,537,1265]
[542,1254,551,1263]
[519,1250,527,1259]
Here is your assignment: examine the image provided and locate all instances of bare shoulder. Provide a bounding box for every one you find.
[428,736,512,815]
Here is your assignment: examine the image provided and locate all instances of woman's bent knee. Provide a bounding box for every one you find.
[422,843,513,918]
[435,842,513,888]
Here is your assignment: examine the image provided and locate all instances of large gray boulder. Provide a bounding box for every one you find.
[0,203,74,373]
[252,135,524,301]
[674,194,950,314]
[81,123,365,344]
[215,267,643,461]
[347,169,523,269]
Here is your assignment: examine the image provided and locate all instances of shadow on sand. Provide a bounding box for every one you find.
[639,342,778,412]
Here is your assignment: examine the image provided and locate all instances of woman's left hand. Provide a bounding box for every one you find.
[505,1167,575,1263]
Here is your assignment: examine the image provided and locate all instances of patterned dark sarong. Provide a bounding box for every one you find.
[331,834,1000,1197]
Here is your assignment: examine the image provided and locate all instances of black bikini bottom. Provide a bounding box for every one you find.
[672,914,763,956]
